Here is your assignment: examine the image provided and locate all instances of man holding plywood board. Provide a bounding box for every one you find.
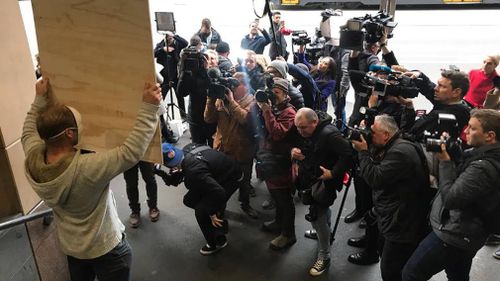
[25,0,163,279]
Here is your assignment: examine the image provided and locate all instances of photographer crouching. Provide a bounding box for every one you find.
[290,108,352,276]
[402,109,500,281]
[159,143,244,256]
[351,115,432,281]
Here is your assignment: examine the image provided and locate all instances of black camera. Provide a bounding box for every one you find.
[153,166,184,187]
[424,113,462,153]
[362,73,419,99]
[345,107,376,143]
[207,67,240,100]
[255,89,275,103]
[182,46,205,73]
[292,30,312,46]
[255,73,276,103]
[340,11,397,50]
[493,75,500,88]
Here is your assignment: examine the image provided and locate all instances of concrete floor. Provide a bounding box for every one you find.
[110,129,500,281]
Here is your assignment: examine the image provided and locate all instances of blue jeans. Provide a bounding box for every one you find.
[310,205,332,260]
[402,231,474,281]
[67,235,132,281]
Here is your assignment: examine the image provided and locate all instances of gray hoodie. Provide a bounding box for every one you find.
[22,95,159,259]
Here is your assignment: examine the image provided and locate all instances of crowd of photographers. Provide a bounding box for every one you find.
[146,11,500,280]
[26,10,500,281]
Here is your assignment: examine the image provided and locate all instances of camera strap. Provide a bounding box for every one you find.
[185,145,211,163]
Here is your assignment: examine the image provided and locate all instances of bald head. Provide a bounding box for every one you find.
[295,108,319,138]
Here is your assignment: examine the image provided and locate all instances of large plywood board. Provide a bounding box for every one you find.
[32,0,162,163]
[0,0,36,148]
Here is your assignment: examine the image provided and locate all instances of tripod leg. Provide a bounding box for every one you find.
[331,174,352,242]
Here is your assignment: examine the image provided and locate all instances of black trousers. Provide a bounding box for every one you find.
[269,188,295,237]
[353,166,373,215]
[380,238,419,281]
[67,236,132,281]
[124,161,158,213]
[194,179,240,246]
[348,93,369,127]
[238,161,253,206]
[189,122,215,147]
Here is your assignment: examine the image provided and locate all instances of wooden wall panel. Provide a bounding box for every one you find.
[32,0,162,163]
[0,146,22,218]
[8,140,41,214]
[0,0,36,148]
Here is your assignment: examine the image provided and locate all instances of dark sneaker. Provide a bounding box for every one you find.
[149,207,160,222]
[493,247,500,260]
[309,258,330,276]
[128,213,141,228]
[486,234,500,246]
[269,235,296,250]
[199,241,228,256]
[241,204,259,219]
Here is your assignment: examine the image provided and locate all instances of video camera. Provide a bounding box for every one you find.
[207,68,240,100]
[424,113,462,154]
[292,30,312,46]
[340,11,397,51]
[351,65,420,99]
[182,46,206,73]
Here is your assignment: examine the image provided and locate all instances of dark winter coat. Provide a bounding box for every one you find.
[182,147,243,215]
[290,111,353,206]
[154,35,188,84]
[358,136,431,243]
[430,142,500,253]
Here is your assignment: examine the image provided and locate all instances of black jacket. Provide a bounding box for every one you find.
[290,112,353,206]
[269,22,288,60]
[407,72,470,141]
[430,142,500,253]
[177,68,210,125]
[182,146,242,215]
[154,35,188,83]
[358,136,431,243]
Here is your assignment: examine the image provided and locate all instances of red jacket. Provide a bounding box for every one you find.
[261,100,296,189]
[464,69,498,108]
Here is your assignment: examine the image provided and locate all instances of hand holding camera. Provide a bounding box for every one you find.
[434,132,451,162]
[351,134,369,152]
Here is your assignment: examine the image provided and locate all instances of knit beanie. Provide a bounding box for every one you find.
[269,60,289,78]
[272,77,289,94]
